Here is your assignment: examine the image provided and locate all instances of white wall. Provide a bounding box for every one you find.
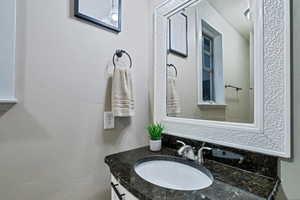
[280,0,300,199]
[0,0,150,199]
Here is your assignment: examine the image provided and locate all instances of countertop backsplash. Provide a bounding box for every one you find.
[162,134,278,178]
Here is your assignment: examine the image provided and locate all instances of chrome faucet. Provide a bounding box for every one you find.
[197,146,212,165]
[177,140,212,165]
[176,140,196,160]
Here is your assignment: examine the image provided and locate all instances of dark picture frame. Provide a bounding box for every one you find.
[168,13,188,57]
[74,0,122,33]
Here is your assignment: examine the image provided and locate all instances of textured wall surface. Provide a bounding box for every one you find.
[0,0,151,199]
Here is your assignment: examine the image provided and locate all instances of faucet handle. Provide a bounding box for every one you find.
[201,147,212,151]
[199,147,212,156]
[176,140,197,160]
[176,140,189,156]
[197,147,212,165]
[176,140,186,147]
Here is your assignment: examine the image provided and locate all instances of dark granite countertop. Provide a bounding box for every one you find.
[105,146,278,200]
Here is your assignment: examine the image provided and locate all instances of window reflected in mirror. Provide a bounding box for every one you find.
[166,0,254,123]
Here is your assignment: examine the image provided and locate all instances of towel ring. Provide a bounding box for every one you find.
[167,64,178,77]
[113,49,132,69]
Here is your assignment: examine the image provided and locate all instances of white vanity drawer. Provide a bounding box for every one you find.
[111,174,138,200]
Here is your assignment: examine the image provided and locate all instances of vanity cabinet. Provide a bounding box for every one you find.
[111,174,138,200]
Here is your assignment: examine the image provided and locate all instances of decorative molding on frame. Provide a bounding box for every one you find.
[154,0,290,157]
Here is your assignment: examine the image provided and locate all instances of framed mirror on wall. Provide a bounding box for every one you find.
[74,0,121,32]
[168,12,188,57]
[154,0,291,157]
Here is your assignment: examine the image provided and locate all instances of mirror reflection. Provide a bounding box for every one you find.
[166,0,254,123]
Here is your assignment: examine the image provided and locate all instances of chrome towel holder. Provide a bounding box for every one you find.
[112,49,132,69]
[225,84,242,91]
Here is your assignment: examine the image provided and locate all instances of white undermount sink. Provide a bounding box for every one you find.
[134,157,214,191]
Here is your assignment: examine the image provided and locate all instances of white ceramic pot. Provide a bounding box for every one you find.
[149,139,162,152]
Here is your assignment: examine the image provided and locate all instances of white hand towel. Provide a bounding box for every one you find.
[112,67,135,117]
[167,77,181,116]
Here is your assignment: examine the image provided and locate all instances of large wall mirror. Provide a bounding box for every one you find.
[166,0,255,123]
[154,0,291,157]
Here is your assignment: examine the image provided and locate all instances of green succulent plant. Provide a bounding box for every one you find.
[146,123,165,140]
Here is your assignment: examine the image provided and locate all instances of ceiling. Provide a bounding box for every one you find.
[207,0,251,40]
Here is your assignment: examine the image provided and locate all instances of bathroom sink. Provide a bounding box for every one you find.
[134,156,213,191]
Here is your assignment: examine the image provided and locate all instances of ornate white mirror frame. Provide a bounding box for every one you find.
[154,0,291,157]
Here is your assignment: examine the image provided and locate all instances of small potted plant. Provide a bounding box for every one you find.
[146,123,164,152]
